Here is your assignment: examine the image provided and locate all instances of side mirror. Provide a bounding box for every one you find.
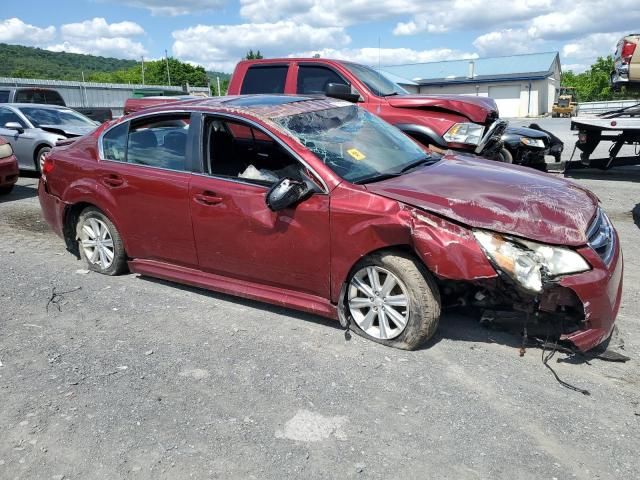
[5,122,24,133]
[266,178,312,212]
[325,83,360,103]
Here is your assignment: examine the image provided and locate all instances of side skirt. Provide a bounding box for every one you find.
[128,259,339,320]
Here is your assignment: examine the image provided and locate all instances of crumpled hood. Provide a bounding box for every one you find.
[386,94,497,123]
[504,125,550,139]
[366,154,598,246]
[39,124,96,137]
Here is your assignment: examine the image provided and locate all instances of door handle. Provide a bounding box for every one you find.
[194,191,223,205]
[101,174,124,188]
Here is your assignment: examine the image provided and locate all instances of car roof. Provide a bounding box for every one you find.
[134,94,353,121]
[7,103,75,111]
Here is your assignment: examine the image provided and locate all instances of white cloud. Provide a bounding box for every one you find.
[47,38,147,59]
[0,17,56,46]
[60,18,144,39]
[473,29,547,56]
[172,21,351,71]
[291,48,478,67]
[114,0,226,16]
[240,0,421,27]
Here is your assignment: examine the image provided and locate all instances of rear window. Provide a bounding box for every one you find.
[241,66,288,94]
[13,89,65,106]
[0,90,9,103]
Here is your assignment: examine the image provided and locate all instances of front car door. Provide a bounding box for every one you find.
[189,114,331,298]
[97,113,198,267]
[0,106,37,169]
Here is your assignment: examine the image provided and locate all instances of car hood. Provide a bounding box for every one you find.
[386,94,498,123]
[39,124,96,137]
[504,125,550,139]
[366,154,598,246]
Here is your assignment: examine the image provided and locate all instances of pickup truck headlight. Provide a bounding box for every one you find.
[473,230,590,293]
[520,137,545,148]
[0,143,13,159]
[443,122,484,146]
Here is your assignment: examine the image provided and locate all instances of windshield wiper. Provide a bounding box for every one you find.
[384,92,400,97]
[398,157,439,174]
[353,172,402,185]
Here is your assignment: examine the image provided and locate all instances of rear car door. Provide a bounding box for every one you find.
[97,113,198,267]
[189,114,331,298]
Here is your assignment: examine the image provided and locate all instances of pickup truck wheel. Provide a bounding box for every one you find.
[77,207,128,275]
[345,251,441,350]
[35,146,51,173]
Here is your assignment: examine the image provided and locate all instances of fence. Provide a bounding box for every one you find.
[0,77,211,116]
[577,100,640,116]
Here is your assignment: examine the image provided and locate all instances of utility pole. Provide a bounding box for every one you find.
[165,49,171,86]
[141,56,145,85]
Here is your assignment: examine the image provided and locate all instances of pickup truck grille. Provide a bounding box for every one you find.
[586,208,615,265]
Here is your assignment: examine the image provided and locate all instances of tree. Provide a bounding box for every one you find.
[561,56,639,102]
[245,50,263,60]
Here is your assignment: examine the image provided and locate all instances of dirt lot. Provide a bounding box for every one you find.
[1,157,639,479]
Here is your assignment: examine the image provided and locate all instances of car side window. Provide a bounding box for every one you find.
[206,117,305,185]
[14,89,47,104]
[126,115,190,171]
[0,107,26,128]
[102,122,129,161]
[0,90,9,103]
[241,66,288,94]
[297,66,348,94]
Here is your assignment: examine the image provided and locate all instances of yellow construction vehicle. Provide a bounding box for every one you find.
[552,87,578,117]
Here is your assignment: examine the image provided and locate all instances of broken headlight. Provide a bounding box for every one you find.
[473,230,590,293]
[443,122,484,146]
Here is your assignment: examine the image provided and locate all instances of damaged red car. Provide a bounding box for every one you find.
[38,96,623,352]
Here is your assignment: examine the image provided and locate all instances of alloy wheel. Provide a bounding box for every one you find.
[348,266,410,340]
[80,217,115,269]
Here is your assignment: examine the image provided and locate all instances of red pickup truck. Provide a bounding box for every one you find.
[227,58,507,158]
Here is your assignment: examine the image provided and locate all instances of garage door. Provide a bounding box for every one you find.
[488,85,521,118]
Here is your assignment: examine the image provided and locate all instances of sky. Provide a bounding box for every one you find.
[1,0,640,73]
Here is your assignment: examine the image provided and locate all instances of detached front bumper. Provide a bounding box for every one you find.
[0,155,19,188]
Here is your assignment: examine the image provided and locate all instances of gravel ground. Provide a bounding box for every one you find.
[1,160,639,479]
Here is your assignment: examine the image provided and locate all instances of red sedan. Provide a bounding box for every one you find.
[0,137,19,195]
[38,96,622,352]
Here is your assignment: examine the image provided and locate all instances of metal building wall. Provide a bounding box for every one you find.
[0,77,211,116]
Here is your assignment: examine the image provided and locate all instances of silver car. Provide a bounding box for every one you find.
[0,104,98,172]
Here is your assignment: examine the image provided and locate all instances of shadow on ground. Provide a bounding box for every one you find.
[0,182,39,203]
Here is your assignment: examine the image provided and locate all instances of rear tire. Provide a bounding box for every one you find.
[76,207,128,275]
[344,251,441,350]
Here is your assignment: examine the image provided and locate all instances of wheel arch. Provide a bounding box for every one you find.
[32,142,53,170]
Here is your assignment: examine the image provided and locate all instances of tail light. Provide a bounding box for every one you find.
[621,41,637,63]
[42,155,55,176]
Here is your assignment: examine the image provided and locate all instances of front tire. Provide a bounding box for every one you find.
[76,207,128,275]
[35,146,51,173]
[496,148,513,164]
[344,251,441,350]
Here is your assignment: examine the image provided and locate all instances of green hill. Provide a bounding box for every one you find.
[0,43,232,84]
[0,43,138,80]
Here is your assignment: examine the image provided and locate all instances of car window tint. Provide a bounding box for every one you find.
[0,108,26,128]
[206,118,304,185]
[44,91,66,106]
[102,122,129,162]
[126,115,190,171]
[240,66,288,94]
[0,90,9,103]
[14,89,47,104]
[297,66,347,94]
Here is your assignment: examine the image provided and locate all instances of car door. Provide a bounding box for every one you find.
[295,64,350,95]
[189,115,331,298]
[0,106,37,169]
[97,113,198,267]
